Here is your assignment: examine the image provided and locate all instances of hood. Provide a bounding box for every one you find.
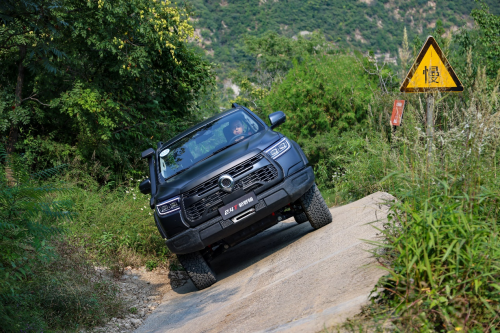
[155,129,282,203]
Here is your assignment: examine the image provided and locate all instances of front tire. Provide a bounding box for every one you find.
[177,251,217,290]
[299,183,332,229]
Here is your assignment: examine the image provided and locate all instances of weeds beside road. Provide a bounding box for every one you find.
[328,64,500,331]
[2,24,499,333]
[0,161,179,331]
[54,178,173,276]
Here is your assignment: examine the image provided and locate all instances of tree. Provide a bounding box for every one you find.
[0,0,214,178]
[0,0,68,155]
[264,53,377,141]
[243,31,329,88]
[471,1,500,77]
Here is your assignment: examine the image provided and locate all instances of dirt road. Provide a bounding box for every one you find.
[135,192,393,333]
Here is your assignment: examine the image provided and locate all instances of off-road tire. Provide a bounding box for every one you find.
[294,212,308,224]
[299,183,332,230]
[177,251,217,290]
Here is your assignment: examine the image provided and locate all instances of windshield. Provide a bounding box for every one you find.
[158,110,264,180]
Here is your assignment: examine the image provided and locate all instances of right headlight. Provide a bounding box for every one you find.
[265,138,291,160]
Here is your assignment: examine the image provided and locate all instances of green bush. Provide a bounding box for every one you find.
[264,53,377,140]
[375,177,500,331]
[307,131,394,204]
[0,149,125,332]
[52,178,169,272]
[1,240,124,332]
[0,149,67,324]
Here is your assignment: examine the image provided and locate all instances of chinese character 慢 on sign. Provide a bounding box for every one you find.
[423,66,440,84]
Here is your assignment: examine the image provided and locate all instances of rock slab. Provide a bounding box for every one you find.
[135,192,393,333]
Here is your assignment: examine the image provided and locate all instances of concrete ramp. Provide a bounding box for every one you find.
[135,192,393,333]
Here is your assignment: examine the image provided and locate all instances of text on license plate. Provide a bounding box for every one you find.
[218,192,257,220]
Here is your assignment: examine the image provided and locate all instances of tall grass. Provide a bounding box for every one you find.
[0,151,126,332]
[376,178,500,331]
[51,178,173,275]
[367,66,500,331]
[310,51,500,330]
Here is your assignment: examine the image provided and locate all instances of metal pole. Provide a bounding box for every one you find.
[426,94,434,157]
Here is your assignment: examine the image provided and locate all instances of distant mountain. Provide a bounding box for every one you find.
[187,0,500,69]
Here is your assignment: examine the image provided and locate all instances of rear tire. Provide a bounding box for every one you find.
[294,212,308,224]
[177,251,217,290]
[299,183,332,230]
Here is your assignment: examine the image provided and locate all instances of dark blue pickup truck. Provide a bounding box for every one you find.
[140,104,332,290]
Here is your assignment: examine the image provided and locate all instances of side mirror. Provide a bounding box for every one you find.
[139,178,152,195]
[269,111,286,129]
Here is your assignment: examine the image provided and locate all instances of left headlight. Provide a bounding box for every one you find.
[156,197,180,216]
[265,138,291,160]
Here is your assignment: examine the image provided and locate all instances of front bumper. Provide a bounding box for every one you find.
[165,166,315,254]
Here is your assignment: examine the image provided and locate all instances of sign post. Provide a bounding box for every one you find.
[426,94,434,155]
[400,36,463,158]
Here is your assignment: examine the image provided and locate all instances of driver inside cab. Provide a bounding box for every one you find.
[230,118,253,142]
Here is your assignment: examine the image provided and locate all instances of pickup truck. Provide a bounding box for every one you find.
[140,104,332,290]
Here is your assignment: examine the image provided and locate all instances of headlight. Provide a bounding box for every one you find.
[156,197,180,215]
[265,138,291,159]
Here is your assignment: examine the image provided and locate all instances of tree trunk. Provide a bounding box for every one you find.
[5,45,27,186]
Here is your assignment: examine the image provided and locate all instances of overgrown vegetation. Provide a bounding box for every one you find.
[0,0,215,180]
[228,2,500,330]
[369,65,500,331]
[0,0,208,331]
[53,177,174,276]
[0,149,124,332]
[187,0,500,82]
[1,0,499,331]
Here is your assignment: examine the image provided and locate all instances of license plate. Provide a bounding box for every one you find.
[218,192,257,220]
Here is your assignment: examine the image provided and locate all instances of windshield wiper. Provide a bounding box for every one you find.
[167,166,191,179]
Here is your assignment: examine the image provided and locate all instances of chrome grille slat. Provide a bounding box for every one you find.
[184,164,278,222]
[183,154,263,199]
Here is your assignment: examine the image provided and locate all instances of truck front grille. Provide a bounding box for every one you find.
[183,154,263,199]
[184,164,278,222]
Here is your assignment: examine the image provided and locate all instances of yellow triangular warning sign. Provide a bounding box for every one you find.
[400,36,463,93]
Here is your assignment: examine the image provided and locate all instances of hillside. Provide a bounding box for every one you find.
[188,0,500,71]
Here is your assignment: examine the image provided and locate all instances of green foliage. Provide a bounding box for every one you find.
[0,0,214,179]
[1,240,124,332]
[243,31,329,86]
[471,1,500,78]
[228,31,331,112]
[52,178,170,271]
[360,46,499,330]
[0,148,68,297]
[145,259,159,271]
[264,53,377,140]
[0,148,125,331]
[376,179,500,331]
[188,0,500,80]
[310,131,393,204]
[229,76,269,112]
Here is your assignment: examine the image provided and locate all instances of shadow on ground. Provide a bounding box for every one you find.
[172,220,312,295]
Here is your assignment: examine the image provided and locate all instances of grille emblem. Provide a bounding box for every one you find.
[218,175,234,193]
